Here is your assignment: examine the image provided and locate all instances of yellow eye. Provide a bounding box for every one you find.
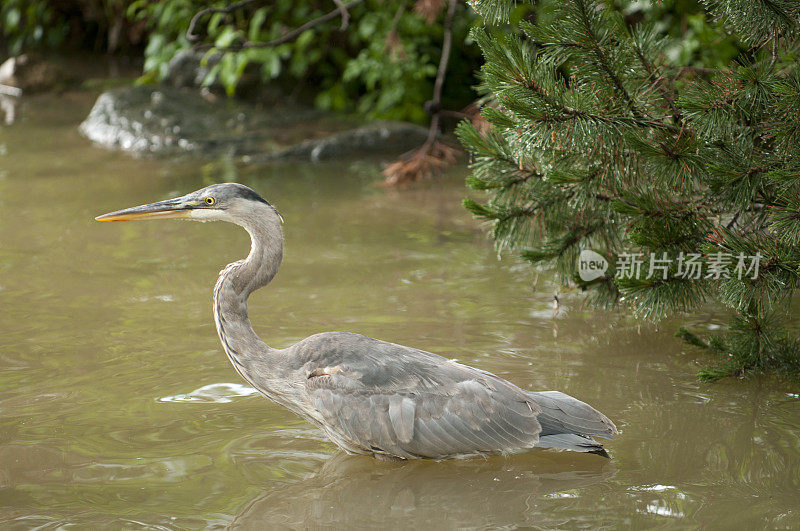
[204,197,215,206]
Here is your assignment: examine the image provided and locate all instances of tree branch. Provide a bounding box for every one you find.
[188,0,365,49]
[187,0,256,42]
[423,0,457,146]
[332,0,351,31]
[381,0,461,185]
[249,0,364,48]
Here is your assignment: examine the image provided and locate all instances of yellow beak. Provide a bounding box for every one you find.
[95,195,198,221]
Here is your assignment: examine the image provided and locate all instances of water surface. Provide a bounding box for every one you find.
[0,86,798,528]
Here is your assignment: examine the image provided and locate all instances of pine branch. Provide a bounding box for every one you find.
[698,359,744,381]
[467,0,532,25]
[571,0,643,120]
[702,0,800,47]
[628,26,683,124]
[462,0,800,380]
[676,327,709,349]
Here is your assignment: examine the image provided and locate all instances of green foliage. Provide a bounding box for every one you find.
[127,0,480,123]
[0,0,67,54]
[625,0,741,67]
[127,0,198,82]
[461,0,800,380]
[695,312,800,380]
[0,1,481,123]
[0,1,149,56]
[339,8,440,122]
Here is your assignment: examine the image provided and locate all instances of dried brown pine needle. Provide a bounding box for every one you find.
[462,102,492,135]
[382,140,459,186]
[384,30,407,62]
[413,0,446,24]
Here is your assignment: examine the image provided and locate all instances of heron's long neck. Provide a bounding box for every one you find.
[213,214,283,376]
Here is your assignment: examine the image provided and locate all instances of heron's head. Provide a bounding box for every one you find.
[95,183,282,226]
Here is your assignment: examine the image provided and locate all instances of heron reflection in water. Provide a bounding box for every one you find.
[231,451,616,527]
[96,183,617,460]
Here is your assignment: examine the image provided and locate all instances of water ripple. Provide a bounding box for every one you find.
[157,383,259,403]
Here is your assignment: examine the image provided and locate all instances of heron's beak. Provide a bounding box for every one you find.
[95,195,200,222]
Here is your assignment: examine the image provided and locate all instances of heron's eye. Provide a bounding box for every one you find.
[204,197,216,206]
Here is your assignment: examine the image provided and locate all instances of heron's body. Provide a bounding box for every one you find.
[97,183,617,460]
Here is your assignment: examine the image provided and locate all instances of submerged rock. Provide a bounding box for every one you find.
[79,84,429,160]
[0,54,66,93]
[256,121,430,162]
[79,85,324,156]
[1,54,69,124]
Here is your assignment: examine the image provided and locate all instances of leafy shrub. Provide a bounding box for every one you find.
[127,0,481,123]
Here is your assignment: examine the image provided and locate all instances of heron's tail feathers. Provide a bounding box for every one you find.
[527,390,617,454]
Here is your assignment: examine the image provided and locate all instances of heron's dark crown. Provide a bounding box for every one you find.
[202,183,272,206]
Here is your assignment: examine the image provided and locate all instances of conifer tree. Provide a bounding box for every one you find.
[458,0,800,380]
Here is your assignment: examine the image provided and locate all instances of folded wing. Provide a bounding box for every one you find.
[298,334,543,459]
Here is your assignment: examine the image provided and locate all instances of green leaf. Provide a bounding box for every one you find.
[249,7,268,42]
[215,26,239,49]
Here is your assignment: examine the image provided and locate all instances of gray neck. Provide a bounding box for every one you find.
[213,207,283,375]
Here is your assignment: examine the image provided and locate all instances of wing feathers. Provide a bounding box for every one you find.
[413,419,453,457]
[308,371,545,458]
[388,396,415,443]
[297,334,617,458]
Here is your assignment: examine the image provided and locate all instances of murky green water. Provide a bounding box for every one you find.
[1,86,799,529]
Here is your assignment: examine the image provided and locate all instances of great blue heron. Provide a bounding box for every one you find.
[96,183,617,460]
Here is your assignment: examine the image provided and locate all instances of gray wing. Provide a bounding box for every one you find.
[295,333,542,459]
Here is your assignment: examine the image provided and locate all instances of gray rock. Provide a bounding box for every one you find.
[162,49,220,90]
[257,121,430,162]
[79,84,430,161]
[0,54,65,93]
[161,49,278,100]
[80,84,331,156]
